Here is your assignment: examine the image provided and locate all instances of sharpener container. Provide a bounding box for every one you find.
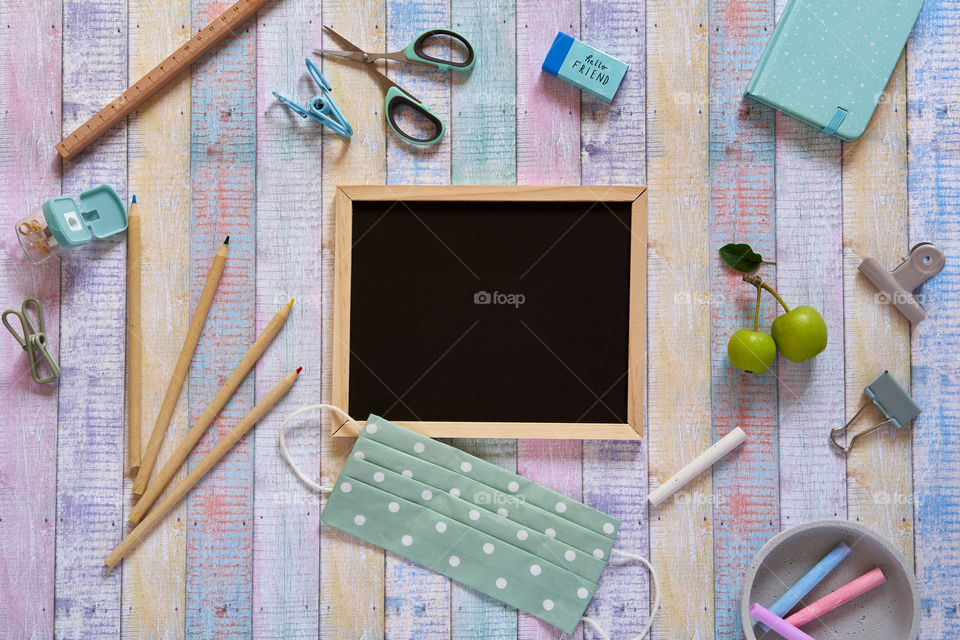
[15,184,128,264]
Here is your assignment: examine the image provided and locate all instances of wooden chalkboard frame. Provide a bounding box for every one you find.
[332,185,647,439]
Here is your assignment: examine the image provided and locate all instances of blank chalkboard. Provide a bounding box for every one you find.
[332,185,646,439]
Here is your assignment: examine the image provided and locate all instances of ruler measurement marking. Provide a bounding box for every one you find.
[55,0,269,160]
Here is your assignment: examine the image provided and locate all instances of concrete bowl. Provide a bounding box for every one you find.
[741,519,920,640]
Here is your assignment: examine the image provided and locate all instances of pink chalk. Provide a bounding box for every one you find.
[785,567,886,627]
[749,603,817,640]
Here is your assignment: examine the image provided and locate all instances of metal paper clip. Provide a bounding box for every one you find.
[3,297,60,384]
[273,58,353,137]
[830,371,920,454]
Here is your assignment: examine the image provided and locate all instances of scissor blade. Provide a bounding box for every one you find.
[314,49,365,61]
[323,25,366,54]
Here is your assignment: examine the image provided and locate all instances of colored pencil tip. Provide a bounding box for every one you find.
[287,298,295,307]
[224,236,230,245]
[131,195,137,204]
[296,366,303,374]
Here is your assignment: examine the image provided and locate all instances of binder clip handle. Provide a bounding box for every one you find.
[829,404,894,454]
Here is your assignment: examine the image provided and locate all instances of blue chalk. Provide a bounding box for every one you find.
[760,541,851,631]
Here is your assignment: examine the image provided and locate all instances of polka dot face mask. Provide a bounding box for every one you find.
[280,406,659,637]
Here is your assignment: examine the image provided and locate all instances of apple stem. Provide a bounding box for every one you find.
[743,273,791,313]
[760,282,791,313]
[753,283,762,331]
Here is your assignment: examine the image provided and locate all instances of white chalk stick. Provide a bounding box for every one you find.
[647,427,748,506]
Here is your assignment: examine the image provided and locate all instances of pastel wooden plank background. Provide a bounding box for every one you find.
[56,1,128,638]
[707,1,778,639]
[252,0,323,637]
[0,1,61,637]
[2,0,959,638]
[318,1,386,639]
[646,1,714,639]
[121,2,192,638]
[771,0,847,531]
[908,0,960,636]
[185,0,258,636]
[579,1,650,637]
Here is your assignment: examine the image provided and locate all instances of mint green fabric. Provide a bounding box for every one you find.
[319,414,620,633]
[745,0,923,141]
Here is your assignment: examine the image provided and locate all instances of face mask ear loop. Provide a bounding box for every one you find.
[580,549,660,640]
[279,403,361,494]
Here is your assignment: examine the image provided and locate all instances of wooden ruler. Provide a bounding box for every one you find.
[56,0,273,161]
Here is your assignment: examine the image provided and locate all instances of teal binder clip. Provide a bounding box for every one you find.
[3,297,60,384]
[273,58,353,137]
[16,184,128,264]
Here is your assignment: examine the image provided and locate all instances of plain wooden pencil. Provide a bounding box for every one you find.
[132,236,229,495]
[125,195,142,478]
[106,367,301,567]
[128,298,294,522]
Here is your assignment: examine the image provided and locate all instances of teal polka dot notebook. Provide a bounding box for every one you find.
[745,0,924,141]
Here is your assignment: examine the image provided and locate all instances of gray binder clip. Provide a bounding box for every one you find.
[2,297,60,384]
[830,371,920,454]
[859,242,946,324]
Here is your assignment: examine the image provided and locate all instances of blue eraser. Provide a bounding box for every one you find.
[541,31,628,103]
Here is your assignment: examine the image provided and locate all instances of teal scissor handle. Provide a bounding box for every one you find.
[403,29,476,72]
[384,86,446,146]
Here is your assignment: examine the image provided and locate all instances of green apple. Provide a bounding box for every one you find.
[771,305,828,362]
[728,329,777,373]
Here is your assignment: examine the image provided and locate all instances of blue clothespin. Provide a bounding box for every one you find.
[273,58,353,137]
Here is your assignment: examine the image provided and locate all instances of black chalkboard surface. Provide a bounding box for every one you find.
[332,186,646,439]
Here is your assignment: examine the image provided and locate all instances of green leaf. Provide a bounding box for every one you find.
[719,243,764,273]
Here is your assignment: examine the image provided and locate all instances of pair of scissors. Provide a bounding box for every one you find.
[3,297,60,384]
[315,26,476,146]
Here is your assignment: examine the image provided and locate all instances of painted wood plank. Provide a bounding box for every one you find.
[707,1,778,638]
[579,1,651,637]
[251,1,324,638]
[645,0,713,637]
[906,0,960,634]
[516,0,580,185]
[0,2,61,638]
[841,57,913,559]
[319,1,387,638]
[185,0,258,636]
[54,1,128,638]
[121,1,192,638]
[515,0,582,638]
[772,0,845,530]
[773,121,845,528]
[382,1,452,638]
[450,0,516,186]
[448,2,519,638]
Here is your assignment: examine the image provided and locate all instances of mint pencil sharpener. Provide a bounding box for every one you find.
[542,32,628,103]
[15,184,128,264]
